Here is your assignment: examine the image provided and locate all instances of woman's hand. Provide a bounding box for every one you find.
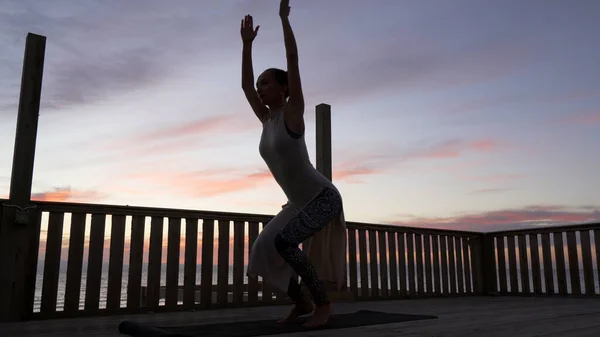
[279,0,290,18]
[240,15,259,43]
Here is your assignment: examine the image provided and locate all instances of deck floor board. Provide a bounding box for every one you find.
[2,297,600,336]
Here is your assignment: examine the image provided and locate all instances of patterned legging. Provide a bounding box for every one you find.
[273,187,343,306]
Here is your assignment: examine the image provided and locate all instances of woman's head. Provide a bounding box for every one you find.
[256,68,288,107]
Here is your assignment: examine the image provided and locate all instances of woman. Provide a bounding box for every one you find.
[240,0,346,328]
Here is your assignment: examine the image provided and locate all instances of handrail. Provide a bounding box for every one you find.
[485,222,600,236]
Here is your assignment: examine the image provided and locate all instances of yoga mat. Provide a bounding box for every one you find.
[118,310,437,337]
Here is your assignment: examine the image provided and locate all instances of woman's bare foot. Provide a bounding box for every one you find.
[303,302,331,328]
[277,297,314,324]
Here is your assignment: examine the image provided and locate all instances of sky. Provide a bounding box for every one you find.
[1,0,599,233]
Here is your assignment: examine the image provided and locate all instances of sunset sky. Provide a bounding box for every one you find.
[1,0,599,232]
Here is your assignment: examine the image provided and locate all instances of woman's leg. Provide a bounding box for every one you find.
[274,187,343,306]
[286,277,303,301]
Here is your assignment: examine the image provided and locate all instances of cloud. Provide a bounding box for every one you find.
[425,161,525,183]
[125,168,273,198]
[467,188,517,195]
[326,137,504,184]
[564,112,600,125]
[403,139,498,160]
[45,113,254,173]
[132,115,248,143]
[0,0,240,113]
[333,166,380,183]
[386,205,600,232]
[462,173,525,183]
[31,186,106,202]
[303,21,536,104]
[97,114,247,154]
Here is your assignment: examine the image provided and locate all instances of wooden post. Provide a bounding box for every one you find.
[315,103,332,181]
[0,33,46,322]
[469,235,486,295]
[310,103,353,301]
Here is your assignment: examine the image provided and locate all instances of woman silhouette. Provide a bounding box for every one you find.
[240,0,347,328]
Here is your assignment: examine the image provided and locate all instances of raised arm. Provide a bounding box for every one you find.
[279,1,305,112]
[240,15,269,122]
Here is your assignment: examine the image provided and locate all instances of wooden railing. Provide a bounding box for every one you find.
[345,223,483,300]
[12,200,483,319]
[485,223,600,296]
[4,197,597,322]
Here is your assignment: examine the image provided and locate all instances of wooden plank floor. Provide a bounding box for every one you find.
[2,297,600,336]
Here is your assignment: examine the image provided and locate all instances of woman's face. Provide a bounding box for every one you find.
[256,70,286,106]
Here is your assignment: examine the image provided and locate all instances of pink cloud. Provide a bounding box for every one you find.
[333,167,379,182]
[405,139,499,160]
[330,138,501,180]
[386,205,600,232]
[124,168,274,198]
[467,188,516,195]
[133,114,249,142]
[31,187,106,202]
[464,173,525,182]
[83,114,254,166]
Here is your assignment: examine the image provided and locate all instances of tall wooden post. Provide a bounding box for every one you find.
[0,33,46,322]
[310,103,352,300]
[315,103,332,181]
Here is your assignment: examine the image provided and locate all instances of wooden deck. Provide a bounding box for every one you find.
[2,297,600,336]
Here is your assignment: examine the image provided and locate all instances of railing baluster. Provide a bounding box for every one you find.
[424,235,433,296]
[462,237,472,294]
[200,219,215,309]
[217,220,230,307]
[397,233,407,297]
[580,230,594,296]
[146,216,164,311]
[232,221,245,305]
[517,235,530,294]
[496,236,507,294]
[377,231,389,298]
[566,231,581,295]
[432,235,441,295]
[448,236,457,296]
[84,213,106,313]
[64,212,86,313]
[357,229,368,298]
[106,214,126,311]
[553,233,568,295]
[529,234,543,295]
[415,234,424,295]
[165,217,181,308]
[40,211,64,315]
[406,233,415,296]
[440,236,449,295]
[260,222,273,303]
[541,233,554,294]
[25,210,43,318]
[183,218,198,309]
[368,229,379,299]
[247,221,259,304]
[387,232,399,298]
[455,237,464,295]
[507,236,518,293]
[126,215,145,309]
[348,228,359,298]
[595,230,600,295]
